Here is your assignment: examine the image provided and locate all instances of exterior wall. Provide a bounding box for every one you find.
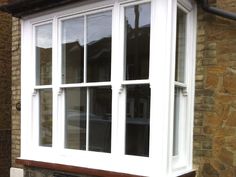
[7,1,236,177]
[11,16,21,169]
[193,0,236,177]
[24,167,97,177]
[0,2,12,177]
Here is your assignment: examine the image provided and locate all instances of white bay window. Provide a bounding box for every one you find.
[21,0,196,176]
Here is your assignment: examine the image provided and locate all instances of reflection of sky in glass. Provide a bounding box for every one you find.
[125,3,150,29]
[61,11,111,46]
[62,17,84,45]
[36,24,52,49]
[87,11,112,44]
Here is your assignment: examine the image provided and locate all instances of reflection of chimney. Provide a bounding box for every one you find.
[70,40,82,52]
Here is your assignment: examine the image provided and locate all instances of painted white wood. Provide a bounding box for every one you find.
[86,88,90,151]
[10,168,23,177]
[20,0,197,176]
[171,1,197,176]
[60,82,111,88]
[110,0,120,156]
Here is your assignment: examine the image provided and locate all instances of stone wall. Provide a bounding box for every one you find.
[24,167,98,177]
[193,0,236,177]
[7,1,236,177]
[0,6,12,177]
[11,16,21,169]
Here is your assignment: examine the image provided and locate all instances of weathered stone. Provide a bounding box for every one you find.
[219,148,233,166]
[223,71,236,94]
[225,110,236,127]
[202,163,219,177]
[205,112,222,127]
[206,74,219,88]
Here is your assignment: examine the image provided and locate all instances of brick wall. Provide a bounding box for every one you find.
[24,167,98,177]
[0,7,12,177]
[193,0,236,177]
[11,16,21,169]
[7,1,236,177]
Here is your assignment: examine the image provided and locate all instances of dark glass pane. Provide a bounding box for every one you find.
[39,89,52,147]
[65,88,87,150]
[173,87,181,156]
[36,24,52,85]
[87,11,112,82]
[125,85,150,157]
[89,87,111,152]
[175,9,186,83]
[62,17,84,84]
[125,3,150,80]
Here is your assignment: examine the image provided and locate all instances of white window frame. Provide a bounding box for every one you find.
[20,0,197,176]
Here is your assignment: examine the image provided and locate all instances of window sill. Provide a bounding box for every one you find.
[16,158,196,177]
[15,158,143,177]
[177,171,196,177]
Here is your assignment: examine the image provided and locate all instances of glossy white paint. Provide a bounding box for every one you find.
[10,168,23,177]
[20,0,197,176]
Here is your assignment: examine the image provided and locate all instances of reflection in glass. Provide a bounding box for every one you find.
[36,24,52,85]
[89,87,111,152]
[39,89,52,147]
[175,9,187,83]
[173,87,181,156]
[125,85,150,157]
[65,88,87,150]
[125,3,150,80]
[87,11,112,82]
[62,17,84,84]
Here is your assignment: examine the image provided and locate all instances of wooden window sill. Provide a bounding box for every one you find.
[16,159,196,177]
[177,171,196,177]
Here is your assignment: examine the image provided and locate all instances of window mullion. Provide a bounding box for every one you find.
[84,15,87,83]
[52,16,60,152]
[110,1,122,156]
[148,0,173,176]
[115,4,126,156]
[86,88,90,151]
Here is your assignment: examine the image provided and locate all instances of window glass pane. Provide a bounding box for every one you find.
[36,24,52,85]
[125,3,150,80]
[65,88,87,150]
[125,85,150,157]
[87,11,112,82]
[173,87,181,156]
[39,89,52,147]
[175,9,187,83]
[89,87,111,152]
[62,17,84,84]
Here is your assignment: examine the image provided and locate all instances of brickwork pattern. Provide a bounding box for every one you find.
[8,0,236,177]
[11,16,21,168]
[24,167,98,177]
[0,10,12,177]
[193,1,236,176]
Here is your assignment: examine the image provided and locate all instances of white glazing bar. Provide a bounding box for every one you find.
[174,81,187,88]
[122,80,150,86]
[60,82,111,88]
[84,15,87,83]
[86,88,90,151]
[34,85,53,89]
[52,16,58,151]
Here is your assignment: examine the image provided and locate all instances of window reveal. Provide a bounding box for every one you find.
[173,8,187,157]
